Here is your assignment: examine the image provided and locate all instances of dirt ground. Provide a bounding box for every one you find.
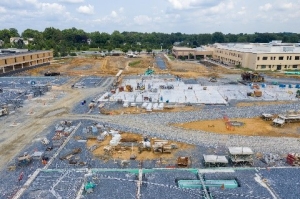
[86,132,194,161]
[102,105,202,115]
[165,58,240,78]
[236,101,296,107]
[174,117,300,138]
[22,55,157,76]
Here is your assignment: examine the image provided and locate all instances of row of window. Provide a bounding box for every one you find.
[258,56,300,61]
[258,65,298,69]
[215,50,242,58]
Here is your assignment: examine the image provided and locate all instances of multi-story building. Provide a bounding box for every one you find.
[211,41,300,71]
[0,49,53,75]
[172,41,300,71]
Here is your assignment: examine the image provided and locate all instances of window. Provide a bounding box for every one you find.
[263,57,268,60]
[261,65,266,69]
[279,56,284,60]
[287,56,292,60]
[284,65,287,68]
[269,65,271,68]
[271,56,276,60]
[5,59,7,64]
[15,58,17,62]
[23,56,25,61]
[293,65,298,69]
[257,57,260,60]
[295,56,300,60]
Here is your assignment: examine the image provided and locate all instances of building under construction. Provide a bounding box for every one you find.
[0,49,53,76]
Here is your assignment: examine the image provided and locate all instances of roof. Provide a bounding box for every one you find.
[0,50,52,58]
[203,155,228,163]
[262,113,273,117]
[228,147,253,155]
[172,46,194,51]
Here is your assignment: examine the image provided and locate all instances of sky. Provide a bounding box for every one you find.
[0,0,300,34]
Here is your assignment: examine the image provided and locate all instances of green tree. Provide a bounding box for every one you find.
[212,32,225,43]
[9,28,20,37]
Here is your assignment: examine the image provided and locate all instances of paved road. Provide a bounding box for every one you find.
[155,54,167,70]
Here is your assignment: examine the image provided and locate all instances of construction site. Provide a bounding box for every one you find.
[0,53,300,199]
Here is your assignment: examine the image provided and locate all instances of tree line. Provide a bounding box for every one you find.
[0,27,299,57]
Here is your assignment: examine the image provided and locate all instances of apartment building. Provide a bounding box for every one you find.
[212,41,300,71]
[0,49,53,74]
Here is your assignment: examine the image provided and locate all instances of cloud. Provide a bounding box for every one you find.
[134,15,152,25]
[119,7,124,12]
[237,6,246,15]
[77,4,94,15]
[92,10,125,24]
[59,0,84,3]
[280,3,293,10]
[167,0,222,10]
[0,6,6,13]
[259,3,272,11]
[111,11,118,18]
[24,0,65,13]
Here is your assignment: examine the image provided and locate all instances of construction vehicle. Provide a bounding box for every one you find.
[296,90,300,98]
[0,105,9,117]
[247,90,262,97]
[17,154,32,167]
[59,148,82,160]
[209,77,217,82]
[44,71,60,76]
[287,153,300,166]
[145,67,154,75]
[125,85,133,92]
[177,157,190,167]
[241,72,264,82]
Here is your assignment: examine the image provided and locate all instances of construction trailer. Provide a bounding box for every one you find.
[152,139,173,154]
[203,155,228,167]
[228,147,254,166]
[273,113,300,127]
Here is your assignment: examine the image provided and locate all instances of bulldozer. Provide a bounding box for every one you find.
[241,72,264,82]
[0,105,9,117]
